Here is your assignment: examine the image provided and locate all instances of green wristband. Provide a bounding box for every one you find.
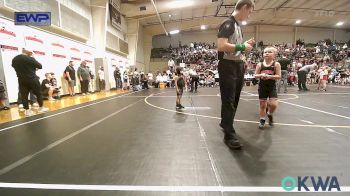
[236,44,246,52]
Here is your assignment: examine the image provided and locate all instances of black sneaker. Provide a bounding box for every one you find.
[259,119,265,129]
[224,136,242,150]
[179,104,185,109]
[267,114,274,126]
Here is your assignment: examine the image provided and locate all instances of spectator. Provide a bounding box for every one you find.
[162,72,168,87]
[147,72,154,86]
[168,58,175,72]
[86,65,94,93]
[77,61,90,95]
[41,73,59,101]
[277,53,291,93]
[114,67,122,89]
[0,79,9,110]
[49,73,61,99]
[17,91,38,112]
[98,66,105,91]
[297,63,318,91]
[155,73,162,88]
[132,72,141,91]
[65,61,76,96]
[12,48,48,116]
[123,71,129,90]
[141,74,149,89]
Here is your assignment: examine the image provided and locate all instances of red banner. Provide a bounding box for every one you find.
[53,54,66,58]
[1,45,18,51]
[33,50,45,55]
[71,48,80,52]
[25,36,43,44]
[0,28,16,37]
[71,57,81,61]
[52,43,64,48]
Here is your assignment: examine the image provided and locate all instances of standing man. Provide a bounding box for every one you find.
[98,66,105,91]
[65,61,76,96]
[114,67,122,90]
[12,48,48,116]
[77,61,90,95]
[217,0,255,150]
[297,63,318,91]
[168,58,175,73]
[277,53,291,93]
[189,68,199,93]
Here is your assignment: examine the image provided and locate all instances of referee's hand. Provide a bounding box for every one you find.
[244,42,253,52]
[246,38,255,45]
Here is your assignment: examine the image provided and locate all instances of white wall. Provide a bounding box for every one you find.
[149,60,168,74]
[135,24,145,70]
[152,25,350,48]
[127,20,138,67]
[259,25,294,45]
[297,27,333,44]
[335,30,350,43]
[0,17,97,102]
[58,0,91,20]
[143,32,152,73]
[152,30,218,48]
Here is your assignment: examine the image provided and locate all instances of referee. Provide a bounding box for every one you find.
[217,0,255,150]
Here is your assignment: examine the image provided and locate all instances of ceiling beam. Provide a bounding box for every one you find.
[150,0,168,35]
[277,0,291,10]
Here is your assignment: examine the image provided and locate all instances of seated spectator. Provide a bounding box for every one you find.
[206,74,215,87]
[162,72,169,87]
[50,72,61,99]
[155,73,163,88]
[41,73,59,101]
[0,79,9,110]
[147,72,154,86]
[141,74,149,89]
[123,71,129,90]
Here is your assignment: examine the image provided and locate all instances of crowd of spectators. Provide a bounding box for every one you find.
[150,39,350,91]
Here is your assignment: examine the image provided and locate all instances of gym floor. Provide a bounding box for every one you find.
[0,85,349,196]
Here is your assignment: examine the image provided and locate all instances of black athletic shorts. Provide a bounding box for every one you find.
[177,88,183,96]
[258,86,277,100]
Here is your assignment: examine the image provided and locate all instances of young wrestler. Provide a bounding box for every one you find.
[255,46,281,129]
[175,67,186,109]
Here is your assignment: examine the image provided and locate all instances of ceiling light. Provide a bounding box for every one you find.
[169,14,172,18]
[167,0,194,9]
[169,30,180,34]
[296,20,301,24]
[242,21,247,25]
[200,25,206,30]
[336,22,344,26]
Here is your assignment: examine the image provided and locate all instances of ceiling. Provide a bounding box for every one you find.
[120,0,350,35]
